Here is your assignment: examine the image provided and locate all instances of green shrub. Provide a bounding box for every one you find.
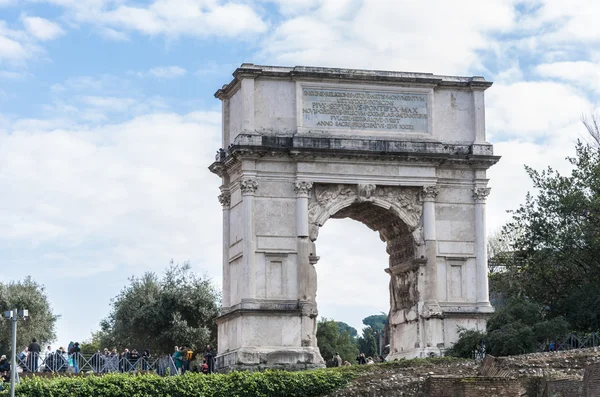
[0,370,353,397]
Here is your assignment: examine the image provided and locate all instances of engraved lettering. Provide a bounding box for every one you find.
[302,88,429,133]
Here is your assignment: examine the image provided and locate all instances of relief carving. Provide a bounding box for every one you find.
[357,183,376,202]
[473,187,491,202]
[294,181,313,196]
[307,184,424,245]
[240,178,258,194]
[421,185,439,201]
[218,193,231,208]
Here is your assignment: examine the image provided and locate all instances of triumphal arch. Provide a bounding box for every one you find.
[209,64,499,371]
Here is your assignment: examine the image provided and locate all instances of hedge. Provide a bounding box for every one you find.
[0,369,354,397]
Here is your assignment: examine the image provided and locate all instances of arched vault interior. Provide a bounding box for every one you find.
[330,202,415,268]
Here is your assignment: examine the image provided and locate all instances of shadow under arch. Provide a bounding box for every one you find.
[308,184,425,267]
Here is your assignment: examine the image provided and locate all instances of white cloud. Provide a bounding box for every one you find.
[21,15,65,41]
[0,69,28,79]
[260,0,517,75]
[99,27,129,41]
[535,61,600,93]
[0,34,27,60]
[486,81,591,141]
[135,65,187,79]
[80,95,138,110]
[46,0,268,39]
[0,111,222,269]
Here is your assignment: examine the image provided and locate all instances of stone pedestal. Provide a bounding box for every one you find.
[210,64,499,370]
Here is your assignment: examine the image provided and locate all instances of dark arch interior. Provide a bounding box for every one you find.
[331,202,415,268]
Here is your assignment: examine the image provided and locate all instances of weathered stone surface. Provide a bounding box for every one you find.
[325,349,600,397]
[210,64,499,371]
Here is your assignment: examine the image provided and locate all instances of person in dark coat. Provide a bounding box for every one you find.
[28,338,41,372]
[0,355,10,382]
[356,353,367,365]
[204,345,215,374]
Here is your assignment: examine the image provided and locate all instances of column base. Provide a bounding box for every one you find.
[216,347,325,373]
[476,302,494,313]
[387,346,445,361]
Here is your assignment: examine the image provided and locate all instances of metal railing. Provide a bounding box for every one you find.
[537,332,600,352]
[13,352,179,375]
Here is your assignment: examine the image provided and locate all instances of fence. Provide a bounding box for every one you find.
[537,332,600,353]
[15,352,179,375]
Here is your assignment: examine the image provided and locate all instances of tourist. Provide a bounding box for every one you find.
[55,347,68,372]
[334,352,342,367]
[343,361,351,366]
[172,346,183,374]
[141,349,151,371]
[121,348,130,372]
[18,346,28,371]
[28,338,41,372]
[356,353,366,365]
[129,349,140,371]
[0,355,9,382]
[204,345,215,374]
[69,342,81,373]
[41,345,52,365]
[183,346,194,374]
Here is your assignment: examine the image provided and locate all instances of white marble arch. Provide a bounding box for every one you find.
[209,64,499,371]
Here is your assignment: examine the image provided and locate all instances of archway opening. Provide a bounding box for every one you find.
[313,201,419,364]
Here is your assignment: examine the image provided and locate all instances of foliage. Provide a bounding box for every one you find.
[0,277,59,356]
[317,318,358,365]
[0,370,354,397]
[356,314,386,358]
[336,322,358,338]
[97,262,220,355]
[502,141,600,331]
[447,299,570,357]
[361,314,387,332]
[445,329,486,358]
[357,327,378,358]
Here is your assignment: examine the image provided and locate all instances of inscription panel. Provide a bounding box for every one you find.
[301,86,429,133]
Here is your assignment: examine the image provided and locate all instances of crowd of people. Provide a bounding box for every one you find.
[0,338,217,378]
[171,345,215,374]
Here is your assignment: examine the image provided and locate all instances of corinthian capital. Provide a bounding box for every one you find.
[240,178,258,195]
[472,187,491,203]
[294,181,313,196]
[218,193,231,208]
[422,185,439,201]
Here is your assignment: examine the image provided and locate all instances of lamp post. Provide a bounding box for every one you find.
[3,309,28,397]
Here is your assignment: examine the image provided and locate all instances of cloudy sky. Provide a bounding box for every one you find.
[0,0,598,346]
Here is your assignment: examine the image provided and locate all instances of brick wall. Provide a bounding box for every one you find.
[583,362,600,397]
[426,376,522,397]
[543,379,583,397]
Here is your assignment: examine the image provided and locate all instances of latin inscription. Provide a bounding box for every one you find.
[302,88,429,133]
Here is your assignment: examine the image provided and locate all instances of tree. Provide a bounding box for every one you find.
[97,262,220,355]
[336,322,358,338]
[447,299,570,357]
[356,314,386,358]
[0,277,59,355]
[316,318,358,365]
[357,327,378,358]
[361,313,387,332]
[503,140,600,330]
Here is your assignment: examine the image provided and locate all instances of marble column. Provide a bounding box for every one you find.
[218,191,231,308]
[473,187,492,309]
[422,185,441,312]
[241,178,258,300]
[294,181,313,237]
